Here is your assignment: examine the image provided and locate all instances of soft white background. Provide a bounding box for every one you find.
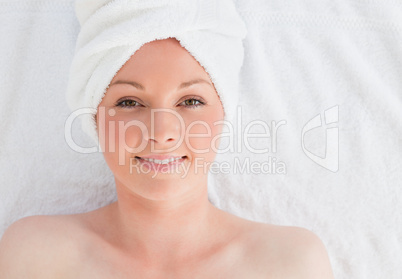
[1,0,401,278]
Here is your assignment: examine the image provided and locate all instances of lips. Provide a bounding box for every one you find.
[134,155,187,173]
[135,156,186,165]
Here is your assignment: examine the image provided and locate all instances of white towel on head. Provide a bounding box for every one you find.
[66,0,247,144]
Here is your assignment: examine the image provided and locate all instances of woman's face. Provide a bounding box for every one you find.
[96,38,224,200]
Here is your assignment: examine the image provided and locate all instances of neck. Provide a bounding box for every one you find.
[107,177,221,263]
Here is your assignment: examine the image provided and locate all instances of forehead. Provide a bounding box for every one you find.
[110,38,211,84]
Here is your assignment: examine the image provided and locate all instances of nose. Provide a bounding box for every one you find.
[145,108,184,148]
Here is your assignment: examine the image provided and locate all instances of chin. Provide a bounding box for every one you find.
[132,182,193,202]
[116,173,197,200]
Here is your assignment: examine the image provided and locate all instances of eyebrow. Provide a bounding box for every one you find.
[109,78,213,90]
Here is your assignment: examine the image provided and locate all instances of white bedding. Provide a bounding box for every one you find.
[1,0,401,278]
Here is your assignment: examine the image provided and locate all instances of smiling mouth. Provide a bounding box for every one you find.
[134,156,187,165]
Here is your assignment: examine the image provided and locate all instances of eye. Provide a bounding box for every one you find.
[115,98,141,108]
[180,97,206,108]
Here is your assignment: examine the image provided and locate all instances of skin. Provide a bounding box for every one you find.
[0,38,335,278]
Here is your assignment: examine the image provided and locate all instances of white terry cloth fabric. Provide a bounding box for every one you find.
[66,0,247,144]
[0,1,402,278]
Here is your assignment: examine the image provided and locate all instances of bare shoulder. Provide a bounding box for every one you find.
[0,215,86,279]
[241,222,335,278]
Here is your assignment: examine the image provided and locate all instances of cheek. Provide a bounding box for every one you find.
[98,112,146,155]
[185,110,223,157]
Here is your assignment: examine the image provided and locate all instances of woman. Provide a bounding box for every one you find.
[0,1,334,278]
[0,36,334,279]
